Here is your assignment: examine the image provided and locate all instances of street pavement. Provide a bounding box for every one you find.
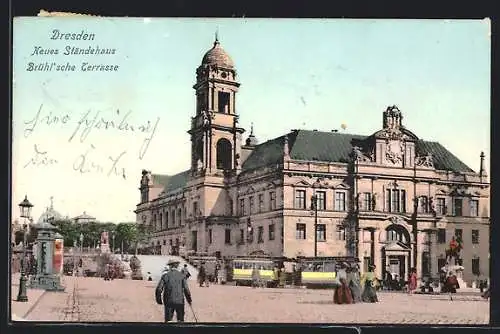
[12,275,489,324]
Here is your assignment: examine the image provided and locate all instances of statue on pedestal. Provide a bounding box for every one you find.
[441,235,465,297]
[100,231,111,254]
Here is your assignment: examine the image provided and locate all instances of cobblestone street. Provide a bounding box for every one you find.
[13,276,489,324]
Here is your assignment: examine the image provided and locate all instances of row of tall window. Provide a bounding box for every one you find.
[151,206,186,231]
[294,190,347,211]
[295,223,346,241]
[293,188,480,216]
[238,191,277,216]
[384,191,479,216]
[220,223,278,244]
[155,238,181,246]
[437,228,480,244]
[150,200,204,232]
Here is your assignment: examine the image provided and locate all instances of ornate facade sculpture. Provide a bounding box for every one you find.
[415,153,434,168]
[389,215,405,225]
[351,146,373,162]
[140,170,149,186]
[235,153,240,167]
[201,110,210,127]
[283,135,290,159]
[385,141,404,165]
[197,158,204,170]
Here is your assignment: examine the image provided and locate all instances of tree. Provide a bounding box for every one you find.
[135,223,153,254]
[52,219,80,246]
[114,222,142,253]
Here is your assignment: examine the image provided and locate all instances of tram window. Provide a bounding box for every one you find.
[233,262,243,269]
[324,263,336,271]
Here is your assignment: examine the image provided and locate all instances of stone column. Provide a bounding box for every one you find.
[200,219,207,253]
[404,253,409,281]
[357,229,363,263]
[213,87,219,112]
[416,230,424,280]
[429,230,438,281]
[372,228,381,277]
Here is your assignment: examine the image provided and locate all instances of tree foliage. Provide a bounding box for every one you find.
[47,219,150,254]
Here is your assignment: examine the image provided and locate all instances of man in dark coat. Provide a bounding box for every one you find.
[155,260,192,322]
[198,262,207,287]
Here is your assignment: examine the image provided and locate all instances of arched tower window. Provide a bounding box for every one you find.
[177,208,182,226]
[159,213,163,230]
[165,211,169,229]
[171,210,176,227]
[216,138,232,170]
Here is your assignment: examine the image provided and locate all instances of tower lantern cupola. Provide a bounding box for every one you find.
[245,123,258,146]
[383,105,403,130]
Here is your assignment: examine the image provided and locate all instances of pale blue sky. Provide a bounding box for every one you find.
[12,18,490,222]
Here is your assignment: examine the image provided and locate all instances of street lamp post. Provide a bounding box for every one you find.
[73,239,77,276]
[17,195,33,302]
[310,178,321,258]
[79,233,83,276]
[311,193,318,257]
[412,163,418,270]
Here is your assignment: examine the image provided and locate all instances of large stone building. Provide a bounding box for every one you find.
[135,37,490,284]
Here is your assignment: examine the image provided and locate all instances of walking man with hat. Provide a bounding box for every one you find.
[156,259,192,322]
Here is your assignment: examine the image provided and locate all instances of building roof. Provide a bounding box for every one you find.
[73,211,96,221]
[151,170,191,195]
[242,129,475,174]
[153,129,475,196]
[201,39,234,69]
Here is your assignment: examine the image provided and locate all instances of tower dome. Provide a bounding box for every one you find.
[201,36,234,69]
[37,209,63,224]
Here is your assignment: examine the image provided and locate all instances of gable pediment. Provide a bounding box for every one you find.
[449,187,468,196]
[436,189,447,195]
[240,186,257,195]
[263,180,279,190]
[384,241,411,252]
[293,179,311,187]
[334,182,350,190]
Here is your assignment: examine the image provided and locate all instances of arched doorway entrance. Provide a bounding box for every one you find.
[381,223,412,282]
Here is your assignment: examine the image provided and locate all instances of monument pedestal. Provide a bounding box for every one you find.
[100,244,110,254]
[29,274,65,291]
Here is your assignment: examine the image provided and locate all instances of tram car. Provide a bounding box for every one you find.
[298,256,359,288]
[230,256,281,287]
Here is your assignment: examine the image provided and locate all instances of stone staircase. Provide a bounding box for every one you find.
[134,255,198,281]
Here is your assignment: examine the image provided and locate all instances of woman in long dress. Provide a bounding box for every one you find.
[348,264,362,303]
[408,267,418,294]
[361,265,379,303]
[334,263,353,304]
